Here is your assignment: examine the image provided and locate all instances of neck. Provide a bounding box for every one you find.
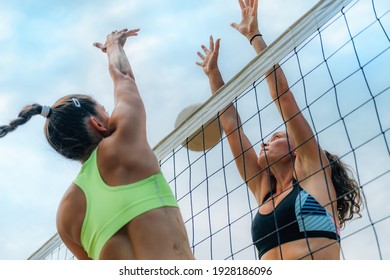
[79,145,97,164]
[269,159,295,193]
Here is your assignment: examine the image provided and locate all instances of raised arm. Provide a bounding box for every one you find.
[94,29,147,146]
[94,29,139,101]
[232,0,327,177]
[196,36,266,200]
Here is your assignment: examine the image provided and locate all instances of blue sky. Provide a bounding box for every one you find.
[0,0,389,260]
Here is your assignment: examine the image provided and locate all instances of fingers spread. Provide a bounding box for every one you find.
[201,45,209,54]
[214,38,221,51]
[209,35,214,51]
[197,51,205,60]
[238,0,245,10]
[254,0,258,12]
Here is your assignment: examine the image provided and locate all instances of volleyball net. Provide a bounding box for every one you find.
[29,0,390,260]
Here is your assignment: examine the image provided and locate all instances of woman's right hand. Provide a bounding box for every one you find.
[93,28,140,53]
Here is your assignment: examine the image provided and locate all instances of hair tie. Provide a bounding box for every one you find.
[40,105,51,118]
[250,34,262,45]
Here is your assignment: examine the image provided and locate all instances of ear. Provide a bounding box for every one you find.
[88,117,109,137]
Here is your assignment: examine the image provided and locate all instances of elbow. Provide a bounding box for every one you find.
[222,118,241,135]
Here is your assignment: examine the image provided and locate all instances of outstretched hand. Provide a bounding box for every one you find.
[196,35,221,76]
[93,28,140,53]
[231,0,259,39]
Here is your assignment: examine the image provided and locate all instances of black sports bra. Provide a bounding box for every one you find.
[251,179,340,258]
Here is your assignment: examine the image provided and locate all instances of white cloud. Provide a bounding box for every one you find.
[0,9,20,41]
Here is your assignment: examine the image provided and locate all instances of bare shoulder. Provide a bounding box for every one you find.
[295,149,332,189]
[56,183,86,245]
[294,153,337,212]
[96,136,160,186]
[99,129,155,164]
[56,183,91,259]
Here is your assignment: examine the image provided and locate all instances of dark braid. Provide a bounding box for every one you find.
[1,94,102,161]
[0,104,43,138]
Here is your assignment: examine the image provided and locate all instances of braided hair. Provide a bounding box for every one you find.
[0,104,42,137]
[0,94,101,161]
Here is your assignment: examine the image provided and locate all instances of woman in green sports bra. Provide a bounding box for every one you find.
[0,29,194,260]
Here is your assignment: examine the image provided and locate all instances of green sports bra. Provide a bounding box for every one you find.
[73,148,178,259]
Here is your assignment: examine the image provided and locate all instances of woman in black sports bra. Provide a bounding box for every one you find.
[197,0,362,259]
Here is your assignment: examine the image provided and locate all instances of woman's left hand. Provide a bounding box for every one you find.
[231,0,259,40]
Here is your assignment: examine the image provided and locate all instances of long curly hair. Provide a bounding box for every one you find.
[324,150,363,227]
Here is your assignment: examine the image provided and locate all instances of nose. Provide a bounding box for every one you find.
[261,142,268,148]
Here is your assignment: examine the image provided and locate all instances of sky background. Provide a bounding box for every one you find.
[0,0,389,260]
